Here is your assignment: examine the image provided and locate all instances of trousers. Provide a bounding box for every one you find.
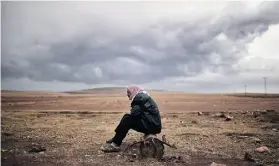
[112,113,159,146]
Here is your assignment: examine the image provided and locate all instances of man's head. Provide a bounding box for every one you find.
[126,84,143,100]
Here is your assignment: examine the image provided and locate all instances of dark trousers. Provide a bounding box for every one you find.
[112,113,157,146]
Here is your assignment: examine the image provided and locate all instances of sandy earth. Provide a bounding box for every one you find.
[1,89,279,166]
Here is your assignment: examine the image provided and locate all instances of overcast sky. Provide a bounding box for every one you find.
[2,1,279,93]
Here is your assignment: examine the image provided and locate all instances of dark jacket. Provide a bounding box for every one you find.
[130,91,162,134]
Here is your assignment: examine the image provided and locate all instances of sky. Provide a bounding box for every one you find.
[1,1,279,93]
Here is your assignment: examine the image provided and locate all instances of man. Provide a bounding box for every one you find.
[101,85,162,152]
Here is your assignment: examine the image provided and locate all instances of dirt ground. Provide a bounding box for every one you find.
[1,89,279,166]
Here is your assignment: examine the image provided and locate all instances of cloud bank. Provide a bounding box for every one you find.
[2,1,279,92]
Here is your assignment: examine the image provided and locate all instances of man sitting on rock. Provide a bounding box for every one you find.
[101,84,162,152]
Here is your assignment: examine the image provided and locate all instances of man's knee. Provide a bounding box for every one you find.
[122,113,132,120]
[119,113,133,124]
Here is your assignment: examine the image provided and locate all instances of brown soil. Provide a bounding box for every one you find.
[1,90,279,166]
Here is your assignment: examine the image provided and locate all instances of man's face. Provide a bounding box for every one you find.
[127,90,131,98]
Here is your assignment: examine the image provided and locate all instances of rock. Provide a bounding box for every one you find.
[225,115,233,121]
[215,113,225,118]
[266,109,275,113]
[253,137,261,143]
[28,144,46,153]
[1,149,8,153]
[260,110,267,114]
[210,162,226,166]
[244,152,255,162]
[255,146,270,153]
[198,112,203,116]
[191,120,198,124]
[129,159,135,162]
[2,132,13,136]
[272,128,278,131]
[132,154,137,158]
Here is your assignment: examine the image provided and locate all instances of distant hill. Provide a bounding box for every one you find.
[64,87,126,94]
[64,87,168,94]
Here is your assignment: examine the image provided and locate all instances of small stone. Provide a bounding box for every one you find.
[1,149,8,152]
[255,146,270,153]
[266,109,275,113]
[2,132,13,136]
[210,162,226,166]
[198,112,203,116]
[253,137,261,143]
[132,154,137,158]
[129,159,135,162]
[85,155,90,157]
[244,152,255,162]
[225,115,233,121]
[272,128,277,131]
[191,120,198,124]
[28,144,46,153]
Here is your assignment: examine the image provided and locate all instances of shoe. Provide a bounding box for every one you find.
[106,138,114,144]
[100,142,121,153]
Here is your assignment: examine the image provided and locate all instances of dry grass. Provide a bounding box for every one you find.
[1,89,279,166]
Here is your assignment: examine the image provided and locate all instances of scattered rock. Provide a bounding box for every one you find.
[198,112,203,116]
[255,146,270,153]
[215,113,226,118]
[210,162,226,166]
[28,144,46,153]
[1,149,8,153]
[2,132,13,136]
[132,154,137,159]
[129,159,135,162]
[160,155,186,163]
[266,109,275,113]
[272,128,278,131]
[244,152,255,162]
[252,137,261,143]
[191,120,198,124]
[225,115,233,121]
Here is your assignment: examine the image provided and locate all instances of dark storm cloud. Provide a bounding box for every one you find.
[2,1,279,86]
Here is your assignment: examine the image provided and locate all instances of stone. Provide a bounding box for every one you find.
[198,112,203,116]
[244,152,255,162]
[253,137,261,143]
[266,109,275,113]
[225,115,233,121]
[210,162,226,166]
[29,145,46,153]
[215,113,225,117]
[255,146,270,153]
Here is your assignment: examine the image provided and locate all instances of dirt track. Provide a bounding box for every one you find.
[1,90,279,166]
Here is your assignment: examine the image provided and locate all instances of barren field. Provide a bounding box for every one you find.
[1,89,279,166]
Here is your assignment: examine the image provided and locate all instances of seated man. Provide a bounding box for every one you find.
[101,85,162,152]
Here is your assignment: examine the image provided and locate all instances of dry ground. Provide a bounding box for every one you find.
[1,89,279,166]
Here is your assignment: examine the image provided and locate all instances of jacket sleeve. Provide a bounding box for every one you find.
[130,104,142,116]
